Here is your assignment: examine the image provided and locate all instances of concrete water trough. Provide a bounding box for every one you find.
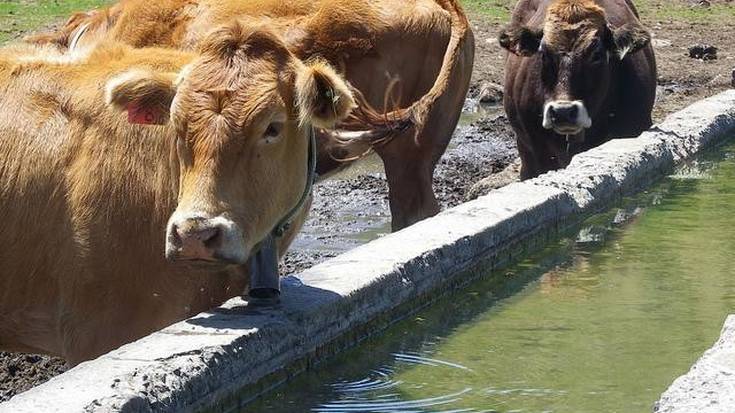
[655,315,735,413]
[2,90,735,413]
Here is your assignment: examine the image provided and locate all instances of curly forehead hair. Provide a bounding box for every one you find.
[543,0,607,51]
[547,0,606,24]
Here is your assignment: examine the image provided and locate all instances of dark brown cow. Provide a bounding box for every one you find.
[499,0,656,179]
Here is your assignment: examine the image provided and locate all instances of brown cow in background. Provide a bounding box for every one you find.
[499,0,656,179]
[29,0,476,230]
[0,23,360,363]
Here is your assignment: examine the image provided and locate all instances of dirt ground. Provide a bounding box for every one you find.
[2,0,734,403]
[0,352,67,402]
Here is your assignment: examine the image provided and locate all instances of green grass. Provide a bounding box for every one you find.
[461,0,513,20]
[461,0,734,24]
[635,0,734,24]
[0,0,110,43]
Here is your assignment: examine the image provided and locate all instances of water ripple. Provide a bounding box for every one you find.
[314,353,477,413]
[392,353,472,371]
[312,388,473,412]
[331,377,405,394]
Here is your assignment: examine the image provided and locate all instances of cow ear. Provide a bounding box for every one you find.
[105,70,178,125]
[294,61,356,129]
[499,25,543,56]
[608,23,650,60]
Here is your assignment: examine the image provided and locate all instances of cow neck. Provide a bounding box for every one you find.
[248,126,316,302]
[272,126,317,238]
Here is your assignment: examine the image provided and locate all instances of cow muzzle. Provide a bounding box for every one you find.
[165,215,248,265]
[542,100,592,135]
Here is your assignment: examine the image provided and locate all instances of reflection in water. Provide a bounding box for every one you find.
[245,141,735,413]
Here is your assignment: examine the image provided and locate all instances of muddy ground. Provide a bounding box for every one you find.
[2,0,735,403]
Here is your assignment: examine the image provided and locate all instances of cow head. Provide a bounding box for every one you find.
[499,0,650,136]
[106,22,355,265]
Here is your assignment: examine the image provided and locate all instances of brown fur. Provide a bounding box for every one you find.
[543,0,607,51]
[0,21,354,363]
[27,0,475,230]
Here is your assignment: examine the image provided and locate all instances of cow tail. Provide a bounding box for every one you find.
[337,0,471,149]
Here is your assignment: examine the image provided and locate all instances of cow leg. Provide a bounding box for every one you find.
[516,132,546,180]
[516,135,569,180]
[518,147,541,181]
[380,146,439,231]
[377,84,468,231]
[351,16,473,231]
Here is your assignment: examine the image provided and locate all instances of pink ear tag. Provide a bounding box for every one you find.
[127,102,165,125]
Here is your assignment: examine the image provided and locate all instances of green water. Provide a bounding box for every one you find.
[244,141,735,413]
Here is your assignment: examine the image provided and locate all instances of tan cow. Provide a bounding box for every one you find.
[0,21,361,364]
[27,0,476,230]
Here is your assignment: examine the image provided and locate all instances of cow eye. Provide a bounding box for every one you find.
[263,122,284,141]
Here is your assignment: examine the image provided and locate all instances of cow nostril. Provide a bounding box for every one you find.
[168,218,235,262]
[568,105,578,118]
[548,106,557,118]
[173,224,221,249]
[170,224,187,247]
[200,227,222,249]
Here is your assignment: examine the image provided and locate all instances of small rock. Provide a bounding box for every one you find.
[689,0,710,7]
[476,81,504,104]
[24,355,41,364]
[465,159,521,201]
[731,69,735,88]
[688,44,718,61]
